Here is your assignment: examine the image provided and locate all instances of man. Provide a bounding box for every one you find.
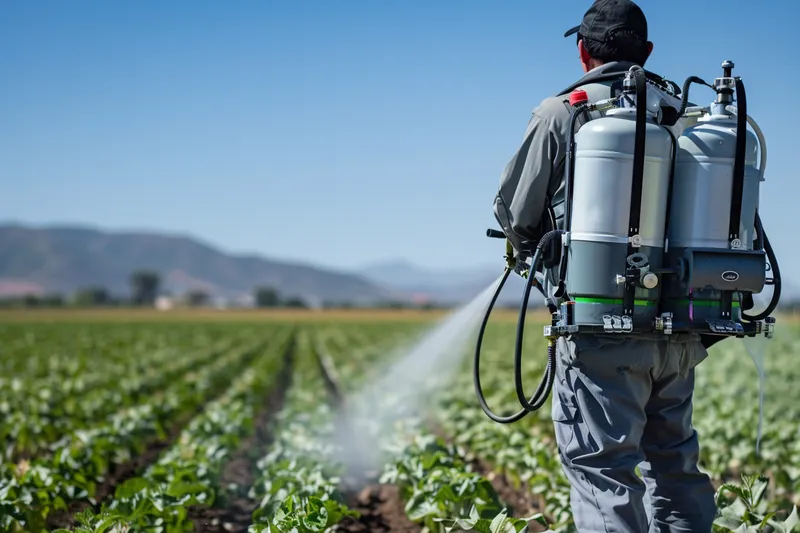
[494,1,717,532]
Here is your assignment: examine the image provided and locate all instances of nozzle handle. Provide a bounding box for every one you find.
[486,229,506,239]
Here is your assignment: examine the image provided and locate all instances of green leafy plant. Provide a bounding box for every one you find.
[714,474,799,532]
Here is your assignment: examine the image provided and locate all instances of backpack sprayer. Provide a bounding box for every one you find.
[474,61,781,424]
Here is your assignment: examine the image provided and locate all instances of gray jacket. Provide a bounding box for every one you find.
[492,61,687,257]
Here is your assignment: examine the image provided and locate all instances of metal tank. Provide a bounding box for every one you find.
[661,61,767,330]
[564,77,674,331]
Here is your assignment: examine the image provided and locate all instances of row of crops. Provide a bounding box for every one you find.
[0,316,798,532]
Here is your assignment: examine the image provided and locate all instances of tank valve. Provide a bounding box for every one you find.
[714,60,736,106]
[641,272,659,289]
[722,60,734,77]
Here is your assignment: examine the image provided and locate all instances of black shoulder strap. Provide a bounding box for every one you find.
[557,68,681,98]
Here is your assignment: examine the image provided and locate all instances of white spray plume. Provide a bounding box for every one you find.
[742,287,774,456]
[331,274,507,483]
[743,334,769,457]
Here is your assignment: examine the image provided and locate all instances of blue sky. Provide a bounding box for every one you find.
[2,0,798,276]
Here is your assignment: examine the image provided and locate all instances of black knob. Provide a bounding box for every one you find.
[722,60,734,77]
[486,229,506,239]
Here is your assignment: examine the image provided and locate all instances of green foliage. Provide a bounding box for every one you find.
[72,286,110,307]
[714,474,799,532]
[248,331,358,532]
[0,324,275,532]
[253,286,309,309]
[1,319,799,533]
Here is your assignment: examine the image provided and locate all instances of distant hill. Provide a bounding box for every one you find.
[3,223,795,309]
[0,224,400,304]
[357,259,531,306]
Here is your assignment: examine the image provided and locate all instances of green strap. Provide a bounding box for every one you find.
[572,297,740,308]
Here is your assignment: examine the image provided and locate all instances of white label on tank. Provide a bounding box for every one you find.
[721,270,740,282]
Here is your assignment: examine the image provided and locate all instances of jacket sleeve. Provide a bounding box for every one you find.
[493,109,564,255]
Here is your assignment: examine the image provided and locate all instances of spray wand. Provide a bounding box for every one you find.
[474,229,564,424]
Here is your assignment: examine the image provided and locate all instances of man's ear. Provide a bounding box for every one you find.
[578,40,592,72]
[645,41,654,60]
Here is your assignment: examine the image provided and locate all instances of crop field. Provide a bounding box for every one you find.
[1,309,799,532]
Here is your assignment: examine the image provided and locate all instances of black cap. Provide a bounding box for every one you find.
[564,0,648,43]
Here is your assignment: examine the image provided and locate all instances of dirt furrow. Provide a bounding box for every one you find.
[189,335,296,533]
[337,484,423,533]
[312,338,423,533]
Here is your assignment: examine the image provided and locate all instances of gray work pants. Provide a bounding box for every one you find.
[551,333,716,533]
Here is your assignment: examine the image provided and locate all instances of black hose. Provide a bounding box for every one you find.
[473,268,532,424]
[742,211,781,321]
[514,231,564,412]
[728,77,747,243]
[677,76,712,118]
[474,229,564,423]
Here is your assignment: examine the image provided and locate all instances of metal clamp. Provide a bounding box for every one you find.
[603,314,634,333]
[655,312,673,335]
[629,234,642,248]
[764,317,776,339]
[621,316,633,333]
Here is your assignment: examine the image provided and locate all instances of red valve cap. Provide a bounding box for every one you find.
[569,89,589,106]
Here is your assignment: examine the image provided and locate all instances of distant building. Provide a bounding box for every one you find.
[155,295,175,310]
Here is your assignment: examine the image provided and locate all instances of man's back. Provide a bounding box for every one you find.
[495,60,689,256]
[492,2,719,531]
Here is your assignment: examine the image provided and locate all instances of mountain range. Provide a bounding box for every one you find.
[0,223,525,305]
[2,222,794,308]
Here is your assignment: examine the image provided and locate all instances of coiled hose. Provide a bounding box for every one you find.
[473,229,565,424]
[742,210,781,321]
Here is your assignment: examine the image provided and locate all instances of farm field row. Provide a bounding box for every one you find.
[0,316,797,532]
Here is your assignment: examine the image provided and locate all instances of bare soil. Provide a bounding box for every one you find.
[336,484,423,533]
[188,338,295,533]
[310,341,423,532]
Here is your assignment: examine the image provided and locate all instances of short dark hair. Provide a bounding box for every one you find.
[578,28,649,66]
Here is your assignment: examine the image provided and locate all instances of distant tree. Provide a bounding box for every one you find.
[73,286,110,307]
[378,300,406,310]
[185,289,210,307]
[41,293,65,307]
[22,294,41,308]
[130,270,161,306]
[323,300,353,309]
[283,296,308,309]
[254,287,281,308]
